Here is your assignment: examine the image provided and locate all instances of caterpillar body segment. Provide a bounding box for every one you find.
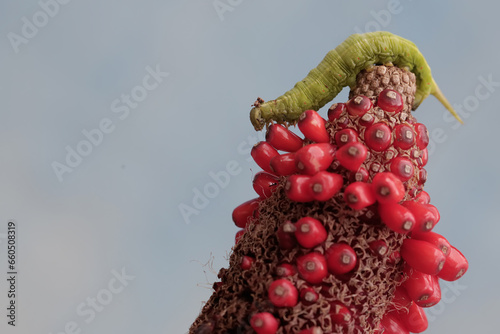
[250,31,461,131]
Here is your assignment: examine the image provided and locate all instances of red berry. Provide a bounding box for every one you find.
[296,252,328,284]
[251,142,279,174]
[328,103,346,121]
[298,327,323,334]
[270,153,298,176]
[310,171,343,201]
[369,240,389,257]
[334,128,358,147]
[285,174,314,202]
[337,115,351,128]
[414,123,429,149]
[402,201,438,233]
[415,190,430,205]
[379,313,409,334]
[378,202,415,234]
[358,205,379,224]
[253,172,279,199]
[349,167,369,183]
[276,263,297,277]
[277,221,297,250]
[359,113,375,127]
[298,110,330,143]
[401,239,446,275]
[329,301,352,325]
[377,89,404,113]
[250,312,279,334]
[393,124,416,150]
[232,198,260,229]
[295,143,336,175]
[400,302,428,333]
[364,122,392,152]
[266,124,304,152]
[419,148,428,167]
[268,279,298,307]
[388,250,401,265]
[411,148,420,159]
[384,147,397,160]
[407,186,419,198]
[295,217,327,248]
[344,182,377,210]
[336,142,368,171]
[418,168,427,185]
[372,172,405,204]
[390,156,415,182]
[391,285,412,311]
[241,256,255,270]
[438,245,468,281]
[425,204,440,224]
[421,275,441,308]
[235,229,245,244]
[413,231,451,258]
[403,267,441,307]
[300,287,319,305]
[346,95,372,116]
[325,244,357,275]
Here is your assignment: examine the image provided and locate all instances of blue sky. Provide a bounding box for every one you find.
[0,1,498,333]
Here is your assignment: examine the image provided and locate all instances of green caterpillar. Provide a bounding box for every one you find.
[250,31,461,131]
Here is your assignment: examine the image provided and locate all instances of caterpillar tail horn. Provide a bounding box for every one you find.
[430,78,464,124]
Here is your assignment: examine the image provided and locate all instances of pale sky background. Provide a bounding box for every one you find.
[0,1,498,333]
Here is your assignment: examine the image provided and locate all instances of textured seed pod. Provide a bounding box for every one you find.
[190,61,466,334]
